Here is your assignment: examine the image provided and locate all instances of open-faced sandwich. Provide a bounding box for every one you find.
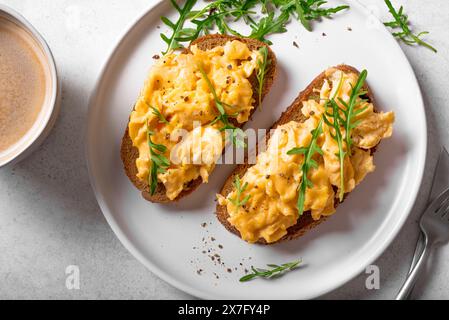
[121,35,277,203]
[216,65,395,244]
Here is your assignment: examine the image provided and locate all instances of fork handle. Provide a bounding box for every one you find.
[396,236,431,300]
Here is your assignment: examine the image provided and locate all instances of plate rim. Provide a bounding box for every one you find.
[86,0,427,299]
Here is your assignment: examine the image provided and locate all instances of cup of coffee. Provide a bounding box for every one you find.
[0,5,60,167]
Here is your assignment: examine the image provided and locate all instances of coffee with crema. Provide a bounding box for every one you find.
[0,17,47,152]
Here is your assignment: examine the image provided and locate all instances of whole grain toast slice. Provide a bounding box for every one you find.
[121,34,277,203]
[216,65,377,245]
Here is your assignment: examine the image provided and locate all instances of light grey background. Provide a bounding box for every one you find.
[0,0,448,300]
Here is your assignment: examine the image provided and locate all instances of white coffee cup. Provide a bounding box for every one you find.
[0,4,61,168]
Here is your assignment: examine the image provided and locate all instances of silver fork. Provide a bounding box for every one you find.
[396,187,449,300]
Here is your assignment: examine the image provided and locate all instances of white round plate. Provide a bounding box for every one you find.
[87,0,426,299]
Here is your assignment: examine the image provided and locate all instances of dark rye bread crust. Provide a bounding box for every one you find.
[121,34,277,203]
[216,65,377,245]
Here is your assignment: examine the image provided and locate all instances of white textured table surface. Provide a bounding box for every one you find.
[0,0,448,300]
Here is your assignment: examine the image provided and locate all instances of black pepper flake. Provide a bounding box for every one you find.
[201,222,207,228]
[211,237,216,241]
[347,27,352,31]
[227,268,232,273]
[152,54,160,59]
[218,244,223,249]
[293,41,299,48]
[227,64,232,70]
[322,32,327,36]
[197,269,203,275]
[265,175,270,179]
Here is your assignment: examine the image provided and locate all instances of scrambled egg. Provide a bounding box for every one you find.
[128,40,261,200]
[218,68,395,243]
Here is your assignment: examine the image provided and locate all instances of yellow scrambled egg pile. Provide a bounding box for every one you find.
[128,40,261,200]
[218,68,395,243]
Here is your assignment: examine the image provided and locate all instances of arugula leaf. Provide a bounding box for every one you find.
[149,104,169,124]
[177,0,254,42]
[323,99,346,201]
[176,9,246,42]
[160,0,197,55]
[256,46,270,108]
[287,119,324,216]
[249,10,289,44]
[240,260,301,282]
[238,0,262,19]
[147,129,170,195]
[230,127,247,149]
[198,64,247,148]
[230,176,251,208]
[295,0,311,31]
[337,70,368,155]
[383,0,436,53]
[163,0,350,49]
[273,0,349,31]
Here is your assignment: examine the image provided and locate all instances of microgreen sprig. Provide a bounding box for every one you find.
[383,0,437,53]
[256,46,270,108]
[160,0,197,55]
[147,128,170,195]
[198,64,246,148]
[230,176,251,209]
[287,119,324,216]
[239,260,302,282]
